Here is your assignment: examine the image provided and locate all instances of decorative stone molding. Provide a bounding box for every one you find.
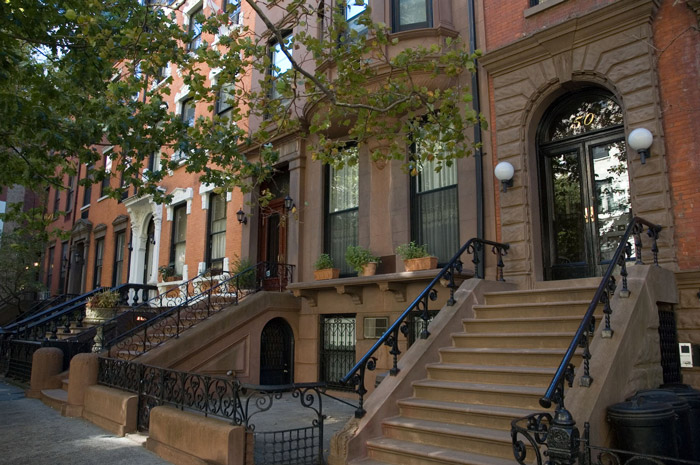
[166,187,194,220]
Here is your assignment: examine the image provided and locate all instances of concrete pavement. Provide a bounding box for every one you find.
[0,380,171,465]
[0,378,357,465]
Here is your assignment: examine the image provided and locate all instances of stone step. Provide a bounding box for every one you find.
[462,316,586,334]
[40,388,68,413]
[438,347,577,368]
[483,286,597,305]
[382,417,515,459]
[397,397,538,431]
[473,301,593,319]
[364,437,520,465]
[426,362,555,387]
[61,378,69,391]
[451,332,575,349]
[412,380,544,410]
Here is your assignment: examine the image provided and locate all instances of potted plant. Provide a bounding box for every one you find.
[345,245,381,276]
[85,289,121,324]
[159,265,181,282]
[314,253,340,280]
[396,241,438,272]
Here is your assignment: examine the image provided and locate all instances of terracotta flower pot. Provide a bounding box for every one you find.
[361,262,378,276]
[314,268,340,280]
[403,256,438,272]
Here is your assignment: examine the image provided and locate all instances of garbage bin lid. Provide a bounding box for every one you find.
[659,384,700,408]
[608,397,675,419]
[632,389,691,412]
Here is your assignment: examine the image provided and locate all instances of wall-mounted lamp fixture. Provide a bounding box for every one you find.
[283,195,296,214]
[236,208,248,225]
[628,127,653,165]
[494,161,515,193]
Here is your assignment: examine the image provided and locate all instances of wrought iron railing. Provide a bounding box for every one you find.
[340,237,509,418]
[8,294,78,326]
[71,268,233,352]
[104,262,294,360]
[97,356,325,465]
[511,216,662,465]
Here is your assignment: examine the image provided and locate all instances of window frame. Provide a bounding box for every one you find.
[100,151,112,198]
[65,175,75,212]
[344,0,368,36]
[324,147,359,276]
[83,164,93,207]
[268,31,293,103]
[170,203,187,276]
[58,241,68,293]
[391,0,433,33]
[215,82,234,115]
[206,193,227,271]
[188,4,204,51]
[46,245,55,290]
[222,0,242,26]
[93,237,104,289]
[112,231,126,287]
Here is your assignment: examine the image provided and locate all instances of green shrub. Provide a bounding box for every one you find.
[345,245,380,275]
[395,241,430,260]
[232,256,257,289]
[314,253,335,270]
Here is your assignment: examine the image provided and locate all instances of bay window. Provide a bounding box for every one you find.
[392,0,432,32]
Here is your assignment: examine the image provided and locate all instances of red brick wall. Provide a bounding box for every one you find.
[654,2,700,270]
[484,0,616,51]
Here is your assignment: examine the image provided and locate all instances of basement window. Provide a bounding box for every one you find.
[364,317,389,339]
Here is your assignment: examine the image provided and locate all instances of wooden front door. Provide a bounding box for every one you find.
[258,198,287,289]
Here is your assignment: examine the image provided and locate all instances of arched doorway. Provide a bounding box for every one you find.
[143,218,156,284]
[259,317,294,385]
[537,90,630,280]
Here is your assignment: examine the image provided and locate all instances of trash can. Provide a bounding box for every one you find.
[632,389,693,461]
[660,383,700,461]
[607,397,679,460]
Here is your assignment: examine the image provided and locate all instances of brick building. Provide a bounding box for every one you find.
[21,0,700,464]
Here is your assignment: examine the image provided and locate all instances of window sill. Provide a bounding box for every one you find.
[287,269,473,307]
[80,204,90,211]
[97,195,109,203]
[524,0,567,18]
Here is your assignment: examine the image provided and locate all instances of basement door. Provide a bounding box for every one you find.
[538,91,631,280]
[260,318,294,385]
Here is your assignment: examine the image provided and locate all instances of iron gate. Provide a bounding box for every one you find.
[320,315,356,391]
[658,303,682,384]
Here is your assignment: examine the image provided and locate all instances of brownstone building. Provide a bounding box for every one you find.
[9,1,700,464]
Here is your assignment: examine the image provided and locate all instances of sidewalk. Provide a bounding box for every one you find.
[0,379,172,465]
[0,378,357,465]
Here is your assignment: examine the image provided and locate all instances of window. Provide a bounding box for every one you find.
[392,0,432,32]
[325,147,359,275]
[364,317,389,339]
[58,242,68,293]
[65,175,75,212]
[93,238,104,288]
[113,231,126,286]
[269,33,293,103]
[171,204,187,276]
[188,5,204,51]
[132,62,142,101]
[83,165,93,207]
[147,152,161,173]
[223,0,241,25]
[119,169,129,201]
[215,83,234,114]
[182,98,196,127]
[410,134,459,265]
[207,193,227,271]
[345,0,368,35]
[46,246,55,290]
[320,315,356,391]
[53,188,60,213]
[101,152,112,198]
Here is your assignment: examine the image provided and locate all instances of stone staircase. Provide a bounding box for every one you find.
[353,285,599,465]
[40,375,70,415]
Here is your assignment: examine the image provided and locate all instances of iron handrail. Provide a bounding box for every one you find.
[1,290,102,334]
[539,216,661,409]
[340,237,509,417]
[103,261,294,357]
[70,267,229,344]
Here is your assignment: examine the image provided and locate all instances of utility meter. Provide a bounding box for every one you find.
[679,343,693,368]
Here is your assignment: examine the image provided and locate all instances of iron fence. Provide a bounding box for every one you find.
[97,357,325,465]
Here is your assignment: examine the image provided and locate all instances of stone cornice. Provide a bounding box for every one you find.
[480,0,659,77]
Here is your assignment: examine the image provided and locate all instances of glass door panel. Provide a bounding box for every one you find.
[548,149,589,278]
[590,140,631,264]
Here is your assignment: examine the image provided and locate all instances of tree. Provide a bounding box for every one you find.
[0,0,485,203]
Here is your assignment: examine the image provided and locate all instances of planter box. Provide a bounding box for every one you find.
[403,256,438,272]
[360,262,378,276]
[314,268,340,280]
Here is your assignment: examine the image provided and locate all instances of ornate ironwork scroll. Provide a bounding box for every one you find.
[341,237,509,418]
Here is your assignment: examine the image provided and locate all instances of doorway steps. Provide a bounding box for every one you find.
[351,284,599,465]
